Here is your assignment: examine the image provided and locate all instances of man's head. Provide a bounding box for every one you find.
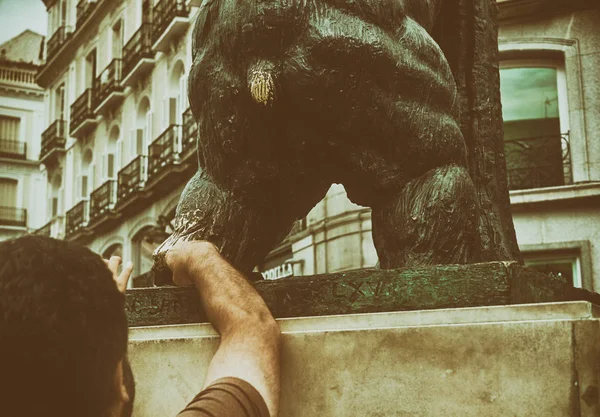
[0,235,133,417]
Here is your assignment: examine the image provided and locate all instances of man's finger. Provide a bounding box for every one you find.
[108,256,121,276]
[116,261,134,293]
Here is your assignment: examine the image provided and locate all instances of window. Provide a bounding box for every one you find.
[132,98,152,158]
[50,174,62,218]
[0,178,25,227]
[80,150,94,199]
[85,49,97,90]
[102,243,123,259]
[106,127,120,179]
[0,178,18,208]
[111,20,123,60]
[165,62,187,127]
[500,61,571,190]
[0,115,20,141]
[55,83,66,120]
[524,255,582,288]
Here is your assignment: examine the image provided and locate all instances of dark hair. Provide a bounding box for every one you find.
[0,235,128,417]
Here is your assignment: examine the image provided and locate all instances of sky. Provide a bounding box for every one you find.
[0,0,47,45]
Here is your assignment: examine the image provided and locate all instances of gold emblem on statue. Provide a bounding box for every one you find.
[249,69,275,106]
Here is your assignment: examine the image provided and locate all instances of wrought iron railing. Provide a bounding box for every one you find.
[93,59,123,109]
[117,155,147,201]
[148,125,182,180]
[35,221,52,237]
[70,88,95,135]
[504,133,572,191]
[40,120,67,161]
[0,207,27,227]
[65,200,89,237]
[46,26,72,60]
[35,217,65,238]
[90,180,117,222]
[182,108,197,157]
[152,0,189,45]
[0,139,27,159]
[123,23,154,79]
[76,0,97,27]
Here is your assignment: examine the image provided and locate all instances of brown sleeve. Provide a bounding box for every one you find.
[177,377,270,417]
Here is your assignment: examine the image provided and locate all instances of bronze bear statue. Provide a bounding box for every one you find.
[154,0,488,275]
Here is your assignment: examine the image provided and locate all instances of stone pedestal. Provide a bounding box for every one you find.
[129,301,599,417]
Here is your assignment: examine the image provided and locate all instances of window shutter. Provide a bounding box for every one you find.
[90,164,95,192]
[146,111,153,147]
[117,139,124,170]
[81,175,88,199]
[76,175,81,200]
[129,129,136,159]
[136,129,145,155]
[169,97,178,126]
[52,197,59,217]
[179,75,188,115]
[108,153,115,178]
[163,97,170,129]
[102,154,108,181]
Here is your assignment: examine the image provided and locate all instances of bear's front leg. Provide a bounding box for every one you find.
[153,169,297,280]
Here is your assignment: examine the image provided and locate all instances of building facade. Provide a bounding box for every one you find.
[36,0,200,286]
[36,0,600,290]
[0,30,46,241]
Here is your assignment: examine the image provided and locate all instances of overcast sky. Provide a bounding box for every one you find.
[0,0,47,44]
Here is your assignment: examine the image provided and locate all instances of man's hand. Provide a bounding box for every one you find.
[104,256,134,293]
[164,240,220,287]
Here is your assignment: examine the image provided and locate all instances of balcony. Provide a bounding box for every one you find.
[117,155,148,204]
[0,207,27,228]
[122,23,155,87]
[152,0,190,52]
[181,107,197,160]
[89,179,117,224]
[70,89,98,138]
[76,0,97,28]
[35,221,52,237]
[148,125,182,183]
[40,120,67,164]
[46,26,73,61]
[505,133,572,191]
[0,139,27,160]
[65,200,89,238]
[93,59,125,114]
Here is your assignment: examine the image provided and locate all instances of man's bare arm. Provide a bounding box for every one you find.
[166,242,281,417]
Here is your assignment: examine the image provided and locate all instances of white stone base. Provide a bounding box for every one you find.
[128,301,600,417]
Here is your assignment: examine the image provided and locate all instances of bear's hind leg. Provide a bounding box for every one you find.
[371,164,482,269]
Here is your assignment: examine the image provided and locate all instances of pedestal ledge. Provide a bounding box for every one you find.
[128,301,600,417]
[126,262,600,327]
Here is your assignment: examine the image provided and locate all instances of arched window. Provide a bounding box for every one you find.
[131,97,152,159]
[102,243,123,259]
[164,61,186,127]
[131,211,175,287]
[79,149,94,199]
[106,125,120,178]
[49,173,62,218]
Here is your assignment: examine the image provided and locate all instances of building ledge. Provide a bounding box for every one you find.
[509,182,600,206]
[497,0,597,22]
[0,157,40,167]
